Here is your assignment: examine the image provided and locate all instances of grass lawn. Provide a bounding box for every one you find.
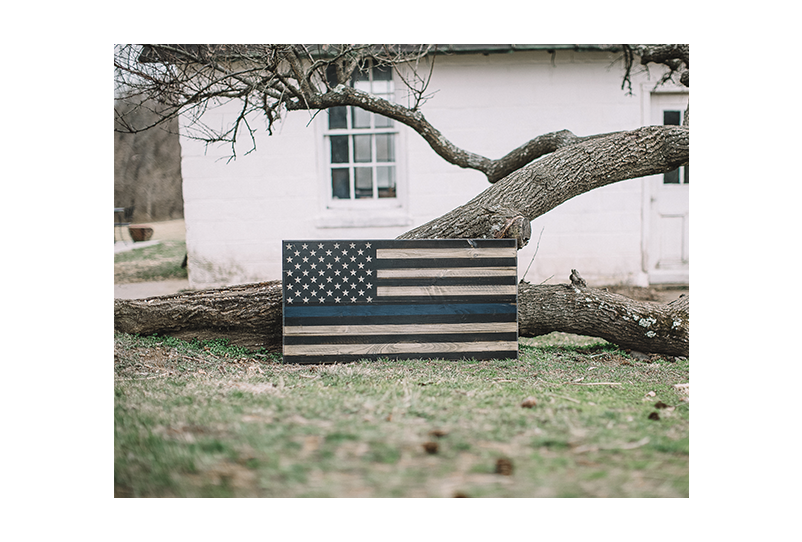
[115,240,187,283]
[114,332,689,498]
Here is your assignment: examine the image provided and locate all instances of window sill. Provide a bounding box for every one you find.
[314,209,413,229]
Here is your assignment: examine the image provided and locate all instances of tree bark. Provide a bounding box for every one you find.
[399,125,688,243]
[114,277,689,357]
[114,282,283,351]
[518,281,688,357]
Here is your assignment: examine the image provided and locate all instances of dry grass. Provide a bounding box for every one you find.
[114,332,689,498]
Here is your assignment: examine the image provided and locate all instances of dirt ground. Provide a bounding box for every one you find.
[114,219,688,303]
[115,218,186,244]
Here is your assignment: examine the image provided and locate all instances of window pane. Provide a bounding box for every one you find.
[325,64,339,88]
[371,80,392,95]
[354,80,372,93]
[328,106,347,129]
[374,114,393,128]
[353,68,371,93]
[352,106,371,129]
[664,110,681,126]
[376,134,394,162]
[684,164,689,184]
[377,166,396,198]
[354,168,373,198]
[330,135,349,163]
[332,168,350,199]
[662,110,682,183]
[373,65,393,81]
[354,135,372,162]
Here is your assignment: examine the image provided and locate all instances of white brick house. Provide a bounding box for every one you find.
[178,45,688,290]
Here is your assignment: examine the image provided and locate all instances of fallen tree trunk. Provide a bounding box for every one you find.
[518,281,689,357]
[114,281,283,351]
[114,275,689,357]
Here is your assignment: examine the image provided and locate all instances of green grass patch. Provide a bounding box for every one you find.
[114,332,689,497]
[115,240,188,282]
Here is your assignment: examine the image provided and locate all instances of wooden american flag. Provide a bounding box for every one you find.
[281,239,518,364]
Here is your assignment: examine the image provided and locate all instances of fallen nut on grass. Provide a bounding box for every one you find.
[422,441,439,454]
[521,397,538,408]
[495,457,514,475]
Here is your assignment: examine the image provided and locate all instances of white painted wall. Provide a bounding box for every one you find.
[180,49,670,289]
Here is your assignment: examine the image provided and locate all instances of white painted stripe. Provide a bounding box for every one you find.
[376,247,517,259]
[284,341,519,357]
[377,285,518,297]
[284,322,518,336]
[376,266,517,278]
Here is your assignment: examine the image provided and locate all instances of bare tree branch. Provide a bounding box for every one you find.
[115,44,687,183]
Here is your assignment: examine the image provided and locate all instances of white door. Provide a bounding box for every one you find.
[646,92,689,284]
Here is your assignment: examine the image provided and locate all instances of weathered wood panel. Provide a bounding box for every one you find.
[282,239,518,363]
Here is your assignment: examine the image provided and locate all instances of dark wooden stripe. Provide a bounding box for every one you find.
[283,332,519,345]
[283,311,518,327]
[282,350,519,364]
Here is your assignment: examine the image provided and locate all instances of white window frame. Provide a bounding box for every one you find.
[315,61,410,228]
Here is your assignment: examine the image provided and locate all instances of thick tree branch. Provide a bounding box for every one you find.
[292,85,600,183]
[399,125,689,243]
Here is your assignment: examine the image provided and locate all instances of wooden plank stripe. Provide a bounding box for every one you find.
[376,247,517,260]
[284,303,517,317]
[283,341,519,357]
[376,266,517,278]
[377,276,516,287]
[372,239,517,249]
[376,285,518,297]
[284,322,518,336]
[284,312,518,327]
[283,351,520,364]
[374,258,516,269]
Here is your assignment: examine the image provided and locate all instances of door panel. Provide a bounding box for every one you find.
[647,93,689,284]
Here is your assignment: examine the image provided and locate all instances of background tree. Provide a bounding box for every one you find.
[114,44,690,356]
[114,94,184,223]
